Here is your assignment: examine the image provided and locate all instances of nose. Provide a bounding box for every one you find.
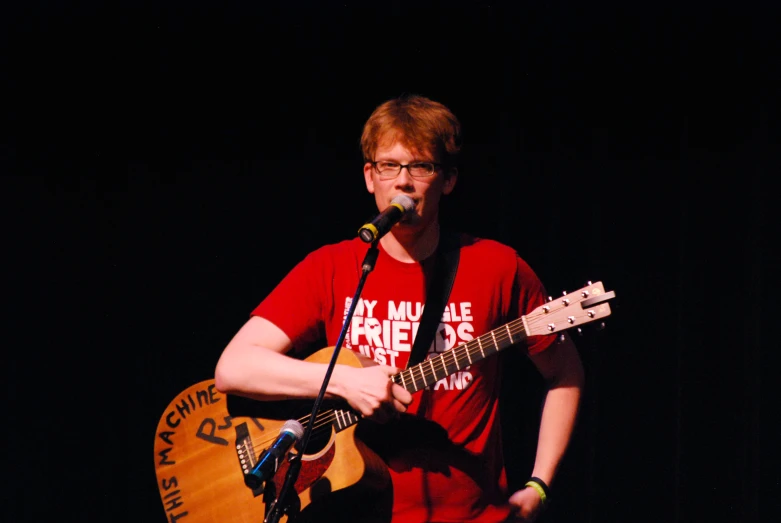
[394,165,415,186]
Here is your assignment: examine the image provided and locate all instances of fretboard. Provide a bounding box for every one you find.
[392,317,528,393]
[327,316,528,433]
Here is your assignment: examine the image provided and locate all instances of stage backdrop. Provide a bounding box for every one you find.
[4,3,778,523]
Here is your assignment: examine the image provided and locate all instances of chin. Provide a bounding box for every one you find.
[399,214,421,226]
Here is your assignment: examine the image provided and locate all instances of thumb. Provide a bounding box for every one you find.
[377,365,400,376]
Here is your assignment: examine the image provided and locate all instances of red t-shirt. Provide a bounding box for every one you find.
[252,234,554,523]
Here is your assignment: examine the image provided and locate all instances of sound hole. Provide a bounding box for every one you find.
[293,400,348,456]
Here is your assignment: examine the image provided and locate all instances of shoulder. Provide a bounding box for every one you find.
[458,233,523,265]
[302,237,367,267]
[460,234,517,256]
[457,233,542,284]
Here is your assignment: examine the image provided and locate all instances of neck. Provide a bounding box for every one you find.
[380,219,440,263]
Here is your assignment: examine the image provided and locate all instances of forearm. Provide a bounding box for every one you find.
[529,382,582,486]
[214,343,343,401]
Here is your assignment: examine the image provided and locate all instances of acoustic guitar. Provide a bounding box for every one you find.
[154,281,615,523]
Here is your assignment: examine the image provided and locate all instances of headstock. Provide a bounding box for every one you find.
[523,281,616,337]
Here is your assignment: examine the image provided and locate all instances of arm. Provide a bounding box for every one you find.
[508,333,585,521]
[214,316,412,419]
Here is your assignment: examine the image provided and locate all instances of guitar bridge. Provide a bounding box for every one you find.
[235,422,264,495]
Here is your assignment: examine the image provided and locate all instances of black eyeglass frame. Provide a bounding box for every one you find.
[369,160,444,179]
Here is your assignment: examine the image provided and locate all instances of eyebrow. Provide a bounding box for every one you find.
[376,158,434,163]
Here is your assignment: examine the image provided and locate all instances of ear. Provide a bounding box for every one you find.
[442,167,458,195]
[363,162,375,194]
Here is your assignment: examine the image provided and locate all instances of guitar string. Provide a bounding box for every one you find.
[248,318,526,450]
[397,309,555,386]
[251,317,529,448]
[249,291,598,450]
[249,410,356,452]
[394,321,525,389]
[397,291,595,389]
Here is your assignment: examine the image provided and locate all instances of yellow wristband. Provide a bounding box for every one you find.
[525,480,547,505]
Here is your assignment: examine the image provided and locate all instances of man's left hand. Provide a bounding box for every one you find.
[507,487,544,522]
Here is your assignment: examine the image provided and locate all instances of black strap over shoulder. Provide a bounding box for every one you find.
[406,230,461,368]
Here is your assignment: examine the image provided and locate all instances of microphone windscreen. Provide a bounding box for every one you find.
[391,194,416,212]
[281,419,304,439]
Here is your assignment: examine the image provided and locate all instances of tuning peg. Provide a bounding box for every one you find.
[597,322,606,331]
[576,327,583,336]
[581,281,593,298]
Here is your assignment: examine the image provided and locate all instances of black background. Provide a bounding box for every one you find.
[3,2,779,522]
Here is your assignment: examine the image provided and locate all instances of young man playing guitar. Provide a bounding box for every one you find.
[214,94,585,522]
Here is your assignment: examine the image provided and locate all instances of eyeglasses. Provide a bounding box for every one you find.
[371,160,442,180]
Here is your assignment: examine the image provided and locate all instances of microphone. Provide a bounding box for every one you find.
[243,419,304,490]
[358,194,416,243]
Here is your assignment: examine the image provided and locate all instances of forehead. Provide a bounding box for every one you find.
[374,139,433,161]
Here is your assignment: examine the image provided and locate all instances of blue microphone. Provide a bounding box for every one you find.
[243,419,304,489]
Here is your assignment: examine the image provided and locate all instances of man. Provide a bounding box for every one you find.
[214,94,584,522]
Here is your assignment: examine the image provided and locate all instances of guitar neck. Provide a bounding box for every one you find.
[329,318,528,433]
[328,280,615,434]
[391,317,527,393]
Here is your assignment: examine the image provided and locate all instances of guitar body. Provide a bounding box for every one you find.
[153,347,392,523]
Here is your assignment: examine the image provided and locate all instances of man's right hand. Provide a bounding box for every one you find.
[332,364,412,423]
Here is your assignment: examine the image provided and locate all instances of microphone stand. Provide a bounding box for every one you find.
[264,240,381,523]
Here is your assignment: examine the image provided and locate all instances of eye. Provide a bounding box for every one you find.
[377,161,399,170]
[410,162,434,174]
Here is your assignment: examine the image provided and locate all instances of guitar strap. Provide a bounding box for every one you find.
[406,229,460,368]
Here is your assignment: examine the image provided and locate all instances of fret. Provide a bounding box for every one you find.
[394,322,526,397]
[332,409,361,433]
[410,367,420,392]
[392,313,556,399]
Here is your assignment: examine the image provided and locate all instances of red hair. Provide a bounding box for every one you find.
[360,94,462,166]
